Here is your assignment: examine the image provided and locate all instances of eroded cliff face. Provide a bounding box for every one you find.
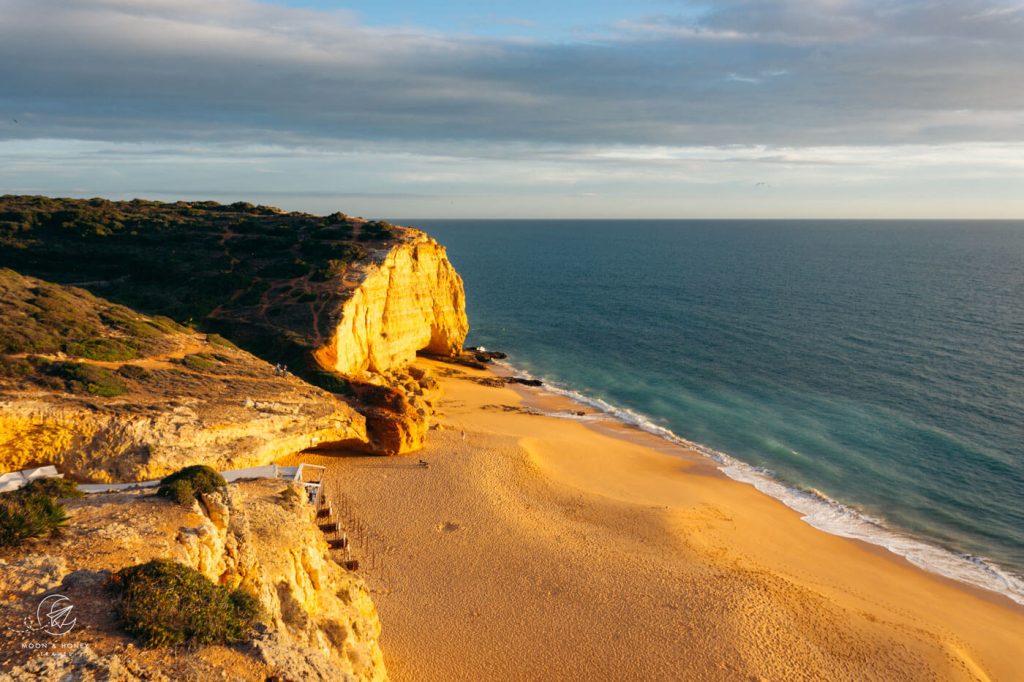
[180,481,387,681]
[313,233,468,376]
[0,393,364,483]
[0,480,387,681]
[0,270,366,481]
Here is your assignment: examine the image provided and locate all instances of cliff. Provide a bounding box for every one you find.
[0,479,387,681]
[0,270,366,481]
[311,232,468,375]
[0,196,468,457]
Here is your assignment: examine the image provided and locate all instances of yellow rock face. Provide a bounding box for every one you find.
[314,234,469,376]
[0,395,366,482]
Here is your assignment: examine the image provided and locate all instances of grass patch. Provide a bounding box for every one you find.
[109,560,262,648]
[157,465,226,506]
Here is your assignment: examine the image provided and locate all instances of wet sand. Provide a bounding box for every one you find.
[291,359,1024,681]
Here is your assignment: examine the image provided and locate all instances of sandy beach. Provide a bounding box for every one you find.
[287,359,1024,681]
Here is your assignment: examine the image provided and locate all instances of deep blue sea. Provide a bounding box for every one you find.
[409,220,1024,603]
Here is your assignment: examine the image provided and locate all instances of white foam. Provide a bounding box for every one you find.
[495,360,1024,606]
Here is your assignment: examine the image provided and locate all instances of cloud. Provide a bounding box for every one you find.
[0,0,1022,153]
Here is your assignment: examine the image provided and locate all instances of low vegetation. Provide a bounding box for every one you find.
[0,195,398,324]
[20,477,84,499]
[0,268,170,360]
[46,361,129,397]
[109,559,262,648]
[157,465,227,505]
[0,478,80,547]
[180,352,221,373]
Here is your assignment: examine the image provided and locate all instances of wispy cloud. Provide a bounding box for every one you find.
[0,0,1022,148]
[0,0,1021,216]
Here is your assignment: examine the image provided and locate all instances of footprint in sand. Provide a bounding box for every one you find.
[437,521,462,533]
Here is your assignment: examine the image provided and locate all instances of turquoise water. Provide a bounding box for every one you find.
[410,219,1024,602]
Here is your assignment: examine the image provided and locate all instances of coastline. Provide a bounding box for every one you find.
[492,358,1024,608]
[290,359,1024,681]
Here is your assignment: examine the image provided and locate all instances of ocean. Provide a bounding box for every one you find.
[409,219,1024,604]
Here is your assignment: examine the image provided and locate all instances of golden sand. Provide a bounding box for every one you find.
[296,360,1024,681]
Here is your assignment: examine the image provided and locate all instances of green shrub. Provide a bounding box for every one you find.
[358,220,393,241]
[205,333,238,349]
[109,560,262,648]
[157,465,226,505]
[64,337,139,361]
[21,477,83,499]
[48,362,128,397]
[0,492,69,546]
[0,356,33,379]
[306,370,353,395]
[116,364,150,381]
[99,309,166,340]
[180,353,219,372]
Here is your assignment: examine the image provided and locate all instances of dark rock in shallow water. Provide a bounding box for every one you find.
[507,377,543,387]
[467,347,508,362]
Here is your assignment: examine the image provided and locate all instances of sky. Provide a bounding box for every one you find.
[1,0,1022,218]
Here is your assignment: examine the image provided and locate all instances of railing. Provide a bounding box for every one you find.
[0,465,62,493]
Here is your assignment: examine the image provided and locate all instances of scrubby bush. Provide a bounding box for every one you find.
[306,370,353,396]
[21,477,83,499]
[109,560,262,647]
[116,364,150,381]
[358,220,394,241]
[205,333,237,349]
[47,362,128,397]
[0,356,32,379]
[64,337,140,361]
[0,491,69,547]
[180,353,219,372]
[157,465,226,505]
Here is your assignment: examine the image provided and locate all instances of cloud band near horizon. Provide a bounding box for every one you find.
[1,0,1022,218]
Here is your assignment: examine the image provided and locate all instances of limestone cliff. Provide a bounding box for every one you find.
[0,480,387,681]
[0,197,470,457]
[312,232,468,376]
[0,395,363,483]
[0,270,366,481]
[180,481,386,681]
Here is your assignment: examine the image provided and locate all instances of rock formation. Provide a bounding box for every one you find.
[0,480,387,681]
[0,270,365,481]
[312,232,468,375]
[0,196,469,458]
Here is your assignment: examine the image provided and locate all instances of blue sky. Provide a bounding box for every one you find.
[1,0,1022,218]
[277,0,693,38]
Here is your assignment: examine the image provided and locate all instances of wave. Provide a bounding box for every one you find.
[491,357,1024,606]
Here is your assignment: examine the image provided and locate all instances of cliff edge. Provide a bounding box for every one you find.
[0,269,366,482]
[0,196,469,458]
